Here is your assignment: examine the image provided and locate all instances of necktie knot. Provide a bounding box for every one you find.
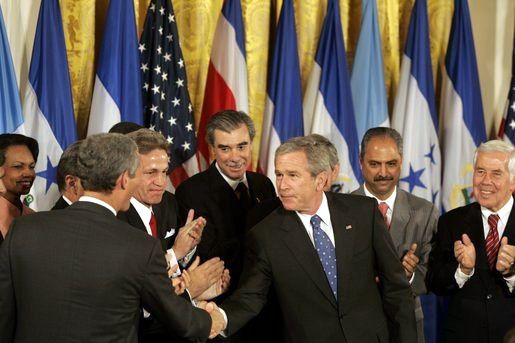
[488,213,500,228]
[149,212,158,238]
[378,202,390,228]
[310,215,322,229]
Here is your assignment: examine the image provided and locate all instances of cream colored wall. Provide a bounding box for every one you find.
[469,0,514,138]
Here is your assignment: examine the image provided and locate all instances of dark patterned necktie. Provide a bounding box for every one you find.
[485,214,500,270]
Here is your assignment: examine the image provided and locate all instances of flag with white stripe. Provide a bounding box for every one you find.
[303,0,362,192]
[88,0,143,135]
[258,0,303,181]
[441,0,487,211]
[392,0,441,209]
[197,0,248,171]
[22,0,77,211]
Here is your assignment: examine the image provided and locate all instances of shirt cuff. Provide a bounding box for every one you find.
[455,266,474,288]
[218,307,229,337]
[408,271,415,285]
[503,273,515,293]
[166,249,181,277]
[179,246,197,268]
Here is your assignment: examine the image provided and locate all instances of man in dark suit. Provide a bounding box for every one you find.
[116,129,228,342]
[216,136,417,343]
[52,140,84,210]
[353,127,438,343]
[175,110,276,290]
[428,140,515,343]
[0,133,223,342]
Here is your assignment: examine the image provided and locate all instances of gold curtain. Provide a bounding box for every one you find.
[61,0,453,166]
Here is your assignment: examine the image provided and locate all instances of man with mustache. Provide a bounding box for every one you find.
[0,134,38,244]
[428,140,515,342]
[175,110,276,296]
[352,127,438,343]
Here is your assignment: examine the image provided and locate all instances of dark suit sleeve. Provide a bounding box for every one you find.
[140,240,211,341]
[427,214,461,295]
[0,223,16,342]
[220,229,273,336]
[372,204,417,343]
[412,204,439,296]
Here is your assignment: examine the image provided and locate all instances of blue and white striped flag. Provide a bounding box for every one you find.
[350,0,389,142]
[258,0,303,181]
[0,4,23,134]
[303,0,362,192]
[441,0,486,211]
[22,0,77,211]
[88,0,143,135]
[392,0,441,209]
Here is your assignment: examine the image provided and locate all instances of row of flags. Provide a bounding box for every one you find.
[0,0,509,216]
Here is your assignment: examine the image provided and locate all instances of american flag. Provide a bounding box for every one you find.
[139,0,198,187]
[498,38,515,145]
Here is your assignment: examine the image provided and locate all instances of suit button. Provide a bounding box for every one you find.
[486,294,493,300]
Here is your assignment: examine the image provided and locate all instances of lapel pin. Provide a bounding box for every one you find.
[345,225,352,230]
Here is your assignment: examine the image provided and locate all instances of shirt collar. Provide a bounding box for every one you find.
[79,196,117,216]
[62,195,73,206]
[480,196,514,226]
[296,193,332,226]
[363,184,397,210]
[130,197,153,226]
[215,161,248,190]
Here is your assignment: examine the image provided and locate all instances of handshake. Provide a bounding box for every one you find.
[198,301,226,339]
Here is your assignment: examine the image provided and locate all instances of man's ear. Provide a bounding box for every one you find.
[315,170,329,191]
[118,171,128,190]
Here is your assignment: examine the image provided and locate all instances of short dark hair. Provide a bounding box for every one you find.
[76,133,139,193]
[0,133,39,166]
[127,129,169,155]
[205,110,256,146]
[108,121,144,135]
[56,141,83,192]
[360,127,403,159]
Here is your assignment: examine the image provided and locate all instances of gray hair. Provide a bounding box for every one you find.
[56,140,83,192]
[127,129,169,155]
[205,110,256,146]
[76,133,139,192]
[305,134,339,168]
[360,127,403,159]
[275,136,331,177]
[474,140,515,178]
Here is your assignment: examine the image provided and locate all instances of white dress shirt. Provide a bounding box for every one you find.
[455,196,515,292]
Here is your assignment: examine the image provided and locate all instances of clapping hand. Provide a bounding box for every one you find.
[454,234,475,275]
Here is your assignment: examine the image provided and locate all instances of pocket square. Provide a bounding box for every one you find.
[345,225,352,230]
[164,228,176,238]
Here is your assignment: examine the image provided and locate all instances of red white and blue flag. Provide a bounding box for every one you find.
[197,0,248,170]
[303,0,362,192]
[257,0,303,180]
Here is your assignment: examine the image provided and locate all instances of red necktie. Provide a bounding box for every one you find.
[378,202,390,229]
[149,212,158,238]
[485,214,500,270]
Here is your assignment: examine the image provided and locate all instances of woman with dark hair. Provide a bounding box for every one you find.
[0,134,38,241]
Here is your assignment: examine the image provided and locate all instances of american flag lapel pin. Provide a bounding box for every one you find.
[345,224,352,230]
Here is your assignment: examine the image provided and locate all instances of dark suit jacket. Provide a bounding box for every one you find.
[427,201,515,343]
[51,196,70,210]
[0,201,210,343]
[222,192,417,343]
[117,191,179,252]
[353,186,438,330]
[175,162,276,286]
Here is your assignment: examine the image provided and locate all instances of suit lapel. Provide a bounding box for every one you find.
[502,200,515,243]
[326,193,357,311]
[124,204,148,234]
[390,190,410,251]
[280,209,338,308]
